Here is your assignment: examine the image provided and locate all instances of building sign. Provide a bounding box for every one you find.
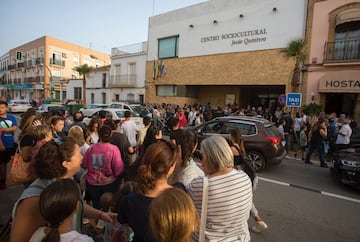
[318,71,360,93]
[200,28,268,47]
[5,84,32,89]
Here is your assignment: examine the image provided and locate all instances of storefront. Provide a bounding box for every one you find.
[318,70,360,122]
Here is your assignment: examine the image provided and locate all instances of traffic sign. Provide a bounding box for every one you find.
[278,94,286,105]
[286,93,302,107]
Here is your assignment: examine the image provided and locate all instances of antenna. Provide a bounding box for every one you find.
[152,0,155,16]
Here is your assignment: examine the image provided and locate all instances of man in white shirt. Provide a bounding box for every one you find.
[335,119,352,151]
[119,111,139,148]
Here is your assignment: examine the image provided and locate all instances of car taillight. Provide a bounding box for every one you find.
[265,136,281,145]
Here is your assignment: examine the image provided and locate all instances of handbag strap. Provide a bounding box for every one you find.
[199,176,208,242]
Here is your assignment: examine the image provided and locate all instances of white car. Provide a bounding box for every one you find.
[37,104,66,114]
[83,108,143,129]
[79,104,109,117]
[7,100,32,113]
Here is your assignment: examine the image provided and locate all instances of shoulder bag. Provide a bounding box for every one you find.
[6,145,33,186]
[199,176,208,242]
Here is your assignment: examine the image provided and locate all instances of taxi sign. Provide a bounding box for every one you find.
[286,93,302,107]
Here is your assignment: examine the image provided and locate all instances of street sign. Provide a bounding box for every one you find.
[286,93,302,107]
[278,94,286,105]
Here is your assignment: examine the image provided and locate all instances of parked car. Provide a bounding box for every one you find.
[129,104,152,118]
[83,108,143,129]
[37,104,66,115]
[7,100,32,113]
[330,147,360,189]
[185,116,286,171]
[79,104,109,117]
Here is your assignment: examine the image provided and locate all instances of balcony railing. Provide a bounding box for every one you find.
[324,39,360,63]
[49,58,65,66]
[109,74,137,87]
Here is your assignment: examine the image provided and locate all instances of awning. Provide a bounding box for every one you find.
[318,70,360,93]
[5,84,33,89]
[336,9,360,26]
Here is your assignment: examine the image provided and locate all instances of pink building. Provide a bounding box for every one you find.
[305,0,360,123]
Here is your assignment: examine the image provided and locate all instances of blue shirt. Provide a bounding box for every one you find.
[0,114,17,148]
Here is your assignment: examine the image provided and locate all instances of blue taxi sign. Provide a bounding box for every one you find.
[286,93,302,107]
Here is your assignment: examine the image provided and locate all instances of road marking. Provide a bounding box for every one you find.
[258,176,360,204]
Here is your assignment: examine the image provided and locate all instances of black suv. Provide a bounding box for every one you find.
[186,116,286,171]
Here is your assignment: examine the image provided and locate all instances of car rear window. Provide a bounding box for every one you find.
[223,122,256,135]
[265,124,283,138]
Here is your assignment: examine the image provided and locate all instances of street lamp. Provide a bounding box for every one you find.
[39,63,55,99]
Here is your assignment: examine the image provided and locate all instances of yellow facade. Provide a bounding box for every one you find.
[7,35,109,99]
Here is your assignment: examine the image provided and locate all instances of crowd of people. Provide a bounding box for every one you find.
[1,99,358,241]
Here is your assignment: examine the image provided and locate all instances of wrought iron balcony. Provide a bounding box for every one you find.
[324,39,360,63]
[109,74,137,87]
[49,58,65,66]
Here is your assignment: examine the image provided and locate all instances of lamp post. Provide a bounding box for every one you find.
[40,63,54,100]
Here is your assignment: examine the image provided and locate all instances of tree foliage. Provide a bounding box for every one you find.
[302,103,323,117]
[73,64,92,106]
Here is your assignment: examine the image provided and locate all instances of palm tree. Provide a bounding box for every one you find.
[283,39,306,92]
[73,64,92,106]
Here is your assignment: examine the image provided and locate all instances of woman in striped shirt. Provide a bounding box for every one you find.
[187,135,253,242]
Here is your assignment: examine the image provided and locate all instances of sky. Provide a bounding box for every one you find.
[0,0,207,56]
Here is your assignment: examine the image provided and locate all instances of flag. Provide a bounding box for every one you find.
[152,60,156,80]
[155,60,160,80]
[159,60,164,78]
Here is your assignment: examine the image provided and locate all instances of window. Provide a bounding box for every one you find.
[73,56,79,64]
[333,20,360,60]
[115,94,119,102]
[156,85,176,96]
[102,92,106,104]
[158,36,179,58]
[74,87,82,100]
[102,73,106,88]
[128,63,136,83]
[91,93,94,103]
[127,93,134,102]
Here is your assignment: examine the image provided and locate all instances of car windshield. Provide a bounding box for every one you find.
[13,101,29,104]
[115,111,125,118]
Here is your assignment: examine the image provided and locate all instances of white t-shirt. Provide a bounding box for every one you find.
[119,120,139,147]
[177,158,204,186]
[30,227,94,242]
[336,124,352,145]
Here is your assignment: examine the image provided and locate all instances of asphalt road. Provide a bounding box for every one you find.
[250,157,360,242]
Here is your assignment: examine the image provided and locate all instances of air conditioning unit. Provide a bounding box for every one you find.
[62,53,67,58]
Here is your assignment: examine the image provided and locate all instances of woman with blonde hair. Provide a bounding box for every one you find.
[68,125,90,156]
[149,187,199,242]
[117,141,182,242]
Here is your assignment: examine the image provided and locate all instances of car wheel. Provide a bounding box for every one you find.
[246,151,266,172]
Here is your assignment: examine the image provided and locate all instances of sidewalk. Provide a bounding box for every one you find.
[0,183,24,226]
[285,151,325,166]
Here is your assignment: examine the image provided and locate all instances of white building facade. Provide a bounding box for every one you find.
[145,0,308,108]
[110,42,147,104]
